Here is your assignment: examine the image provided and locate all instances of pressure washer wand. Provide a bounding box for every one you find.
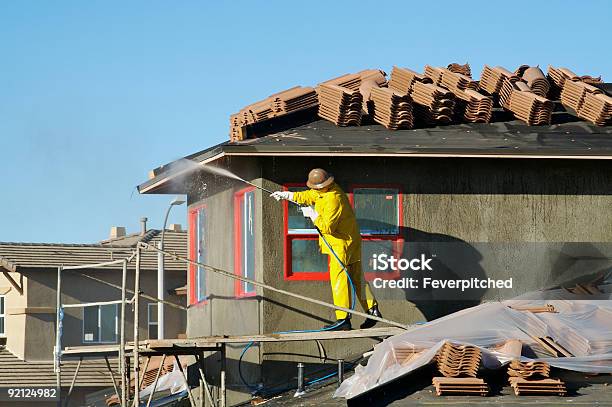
[238,179,277,196]
[234,178,304,208]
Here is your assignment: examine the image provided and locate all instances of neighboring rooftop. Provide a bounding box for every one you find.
[0,228,187,272]
[0,347,118,387]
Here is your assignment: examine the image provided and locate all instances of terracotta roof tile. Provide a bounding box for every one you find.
[368,87,414,130]
[317,84,363,126]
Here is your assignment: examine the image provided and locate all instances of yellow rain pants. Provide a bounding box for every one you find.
[293,183,377,319]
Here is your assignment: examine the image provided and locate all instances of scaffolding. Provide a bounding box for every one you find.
[55,242,406,407]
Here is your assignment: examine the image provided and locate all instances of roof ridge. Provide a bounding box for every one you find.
[139,229,160,244]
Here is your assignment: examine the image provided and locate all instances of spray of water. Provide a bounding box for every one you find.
[199,163,246,182]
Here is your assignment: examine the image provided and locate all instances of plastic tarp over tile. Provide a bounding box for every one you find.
[335,294,612,399]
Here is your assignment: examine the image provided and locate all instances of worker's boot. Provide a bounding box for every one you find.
[323,318,352,331]
[360,305,382,329]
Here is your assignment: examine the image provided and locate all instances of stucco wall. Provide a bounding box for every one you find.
[1,272,27,358]
[185,156,264,404]
[258,156,612,381]
[185,155,612,403]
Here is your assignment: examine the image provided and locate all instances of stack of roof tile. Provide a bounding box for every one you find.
[229,86,319,141]
[436,342,481,377]
[229,113,245,142]
[509,377,567,396]
[440,69,479,93]
[454,89,493,123]
[507,360,551,378]
[548,66,586,99]
[520,67,550,97]
[561,79,604,112]
[319,69,387,91]
[432,377,489,396]
[498,75,522,109]
[411,81,455,125]
[547,67,603,93]
[368,87,414,130]
[317,84,363,126]
[447,63,472,77]
[388,66,432,95]
[424,65,445,85]
[271,86,318,115]
[479,65,515,98]
[393,346,425,366]
[507,87,554,125]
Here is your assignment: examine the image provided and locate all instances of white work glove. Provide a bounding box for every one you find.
[300,206,319,221]
[270,191,294,201]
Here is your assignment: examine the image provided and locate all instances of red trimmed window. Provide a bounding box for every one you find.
[188,204,207,305]
[283,184,403,281]
[284,184,330,280]
[234,187,257,296]
[350,185,403,281]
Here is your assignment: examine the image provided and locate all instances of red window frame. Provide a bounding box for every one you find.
[234,187,257,297]
[283,183,330,281]
[283,183,404,281]
[349,184,403,281]
[188,203,207,306]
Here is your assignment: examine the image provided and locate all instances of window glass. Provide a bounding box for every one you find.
[287,186,316,234]
[83,305,117,343]
[196,207,207,302]
[291,239,328,273]
[239,190,256,294]
[99,304,117,342]
[148,303,158,340]
[362,240,398,273]
[83,306,99,343]
[0,296,4,335]
[353,188,400,235]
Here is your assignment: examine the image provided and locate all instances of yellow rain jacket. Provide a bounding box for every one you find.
[293,183,376,319]
[292,183,361,265]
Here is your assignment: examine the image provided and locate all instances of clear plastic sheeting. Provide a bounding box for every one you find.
[335,296,612,399]
[138,360,188,402]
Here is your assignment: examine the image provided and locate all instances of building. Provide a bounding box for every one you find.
[138,109,612,405]
[0,224,187,405]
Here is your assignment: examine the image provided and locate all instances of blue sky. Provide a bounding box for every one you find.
[0,1,610,243]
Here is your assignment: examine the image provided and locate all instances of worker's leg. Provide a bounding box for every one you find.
[329,255,350,320]
[348,261,378,311]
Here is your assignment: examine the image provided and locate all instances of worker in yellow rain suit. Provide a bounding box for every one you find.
[271,168,381,331]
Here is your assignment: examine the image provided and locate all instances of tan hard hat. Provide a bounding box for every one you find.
[307,168,334,190]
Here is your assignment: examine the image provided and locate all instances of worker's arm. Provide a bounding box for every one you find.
[313,194,342,234]
[292,189,319,206]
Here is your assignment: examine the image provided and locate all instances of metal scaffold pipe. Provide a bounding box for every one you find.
[132,247,141,407]
[120,259,128,407]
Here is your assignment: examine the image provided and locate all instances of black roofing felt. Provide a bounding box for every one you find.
[139,100,612,193]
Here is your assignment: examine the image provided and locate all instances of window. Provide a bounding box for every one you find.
[83,304,117,343]
[0,296,5,336]
[283,184,403,281]
[352,187,401,235]
[189,204,207,304]
[148,303,158,340]
[284,185,330,280]
[351,185,403,280]
[235,188,256,296]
